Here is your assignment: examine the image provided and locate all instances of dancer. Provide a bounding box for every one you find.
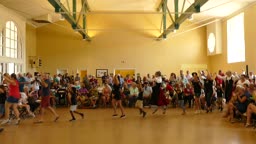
[216,84,224,111]
[151,71,163,114]
[1,73,21,125]
[112,75,126,118]
[135,84,146,117]
[157,83,169,114]
[68,86,84,121]
[34,74,59,123]
[192,73,202,114]
[175,83,186,115]
[204,74,214,113]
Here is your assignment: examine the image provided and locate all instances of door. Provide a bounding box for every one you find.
[114,69,135,78]
[79,70,87,81]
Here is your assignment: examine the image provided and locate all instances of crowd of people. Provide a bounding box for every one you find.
[0,69,256,132]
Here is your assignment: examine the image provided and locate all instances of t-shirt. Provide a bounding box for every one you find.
[18,77,26,92]
[192,80,201,94]
[0,92,6,104]
[9,80,20,99]
[204,79,213,93]
[137,91,143,100]
[41,79,51,97]
[112,84,121,97]
[184,88,193,95]
[78,88,88,95]
[70,93,77,105]
[143,86,152,97]
[175,88,183,100]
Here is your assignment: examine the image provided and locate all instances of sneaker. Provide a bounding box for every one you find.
[30,113,35,118]
[112,114,118,117]
[152,108,158,114]
[54,116,60,122]
[142,112,147,118]
[15,118,21,125]
[80,113,84,119]
[69,118,76,122]
[163,110,166,115]
[139,110,142,115]
[245,123,251,128]
[1,119,10,125]
[120,115,126,119]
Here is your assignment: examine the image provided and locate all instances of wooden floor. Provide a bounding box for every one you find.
[0,108,255,144]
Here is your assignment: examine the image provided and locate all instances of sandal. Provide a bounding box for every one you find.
[245,123,251,127]
[54,116,60,122]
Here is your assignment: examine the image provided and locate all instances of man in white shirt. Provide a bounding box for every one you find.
[249,72,255,83]
[25,72,33,89]
[186,70,193,81]
[129,82,139,107]
[236,74,250,87]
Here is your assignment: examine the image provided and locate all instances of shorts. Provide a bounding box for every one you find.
[41,96,50,108]
[217,97,223,104]
[70,105,77,111]
[0,104,5,115]
[6,96,19,103]
[194,93,201,98]
[114,94,121,101]
[135,100,143,109]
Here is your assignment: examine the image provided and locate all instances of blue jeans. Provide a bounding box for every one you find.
[178,100,185,112]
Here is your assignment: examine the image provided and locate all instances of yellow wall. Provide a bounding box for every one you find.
[209,5,256,73]
[36,14,209,76]
[26,24,37,73]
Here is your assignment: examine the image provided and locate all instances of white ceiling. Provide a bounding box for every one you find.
[0,0,256,27]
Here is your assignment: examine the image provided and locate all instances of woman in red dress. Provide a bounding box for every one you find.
[1,73,21,125]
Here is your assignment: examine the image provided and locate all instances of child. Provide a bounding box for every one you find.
[175,83,186,115]
[216,84,224,111]
[68,86,84,121]
[135,85,146,118]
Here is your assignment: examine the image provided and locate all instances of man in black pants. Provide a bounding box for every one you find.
[0,127,3,133]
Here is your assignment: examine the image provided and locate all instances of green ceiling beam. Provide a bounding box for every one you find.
[73,0,76,19]
[162,0,167,39]
[82,0,87,40]
[158,0,208,38]
[48,0,90,40]
[174,0,179,21]
[72,0,77,29]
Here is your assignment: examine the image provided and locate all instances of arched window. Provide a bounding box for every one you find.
[5,21,18,58]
